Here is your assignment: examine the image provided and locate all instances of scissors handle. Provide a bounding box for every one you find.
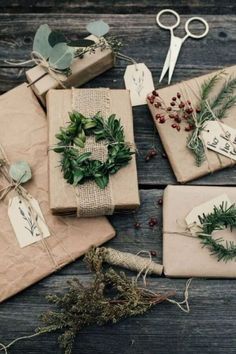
[185,17,209,39]
[156,9,180,30]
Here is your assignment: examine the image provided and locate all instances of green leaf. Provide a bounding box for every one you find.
[67,39,95,47]
[48,31,67,47]
[95,175,109,189]
[33,24,52,59]
[9,161,32,184]
[86,20,110,38]
[84,119,97,130]
[74,137,85,148]
[49,43,73,70]
[73,170,84,185]
[77,152,91,163]
[54,147,65,153]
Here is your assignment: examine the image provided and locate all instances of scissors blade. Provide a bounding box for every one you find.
[168,36,183,84]
[159,47,171,83]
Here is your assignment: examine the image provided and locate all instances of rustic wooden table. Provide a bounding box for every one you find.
[0,1,236,353]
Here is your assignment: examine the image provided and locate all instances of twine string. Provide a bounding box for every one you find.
[5,51,66,88]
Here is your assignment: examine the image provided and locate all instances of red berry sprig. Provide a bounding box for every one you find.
[148,90,201,132]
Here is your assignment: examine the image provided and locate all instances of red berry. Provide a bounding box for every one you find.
[179,102,185,109]
[196,107,201,113]
[162,152,167,158]
[176,125,181,131]
[150,250,157,257]
[175,116,181,123]
[155,113,161,119]
[171,123,177,129]
[187,100,192,105]
[169,114,175,118]
[177,92,181,98]
[134,222,141,229]
[185,126,191,132]
[167,106,172,111]
[172,97,177,101]
[170,102,175,106]
[148,217,158,227]
[158,198,163,205]
[152,90,159,96]
[159,117,165,124]
[150,149,157,157]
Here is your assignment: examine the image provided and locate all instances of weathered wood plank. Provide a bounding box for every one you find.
[1,190,236,354]
[0,14,234,68]
[0,0,235,15]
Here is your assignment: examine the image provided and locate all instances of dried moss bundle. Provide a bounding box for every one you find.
[37,247,173,354]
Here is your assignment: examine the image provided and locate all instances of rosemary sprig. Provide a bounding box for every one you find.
[197,202,236,262]
[54,111,133,189]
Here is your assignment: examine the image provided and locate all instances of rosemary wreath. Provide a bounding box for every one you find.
[197,202,236,262]
[53,111,134,189]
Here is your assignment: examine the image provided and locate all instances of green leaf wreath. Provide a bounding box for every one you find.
[197,202,236,262]
[53,112,134,189]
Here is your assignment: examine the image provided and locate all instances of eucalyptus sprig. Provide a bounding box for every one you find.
[197,202,236,262]
[54,112,134,189]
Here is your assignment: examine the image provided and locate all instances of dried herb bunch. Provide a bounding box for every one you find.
[148,73,236,165]
[37,247,172,354]
[54,112,134,189]
[197,202,236,262]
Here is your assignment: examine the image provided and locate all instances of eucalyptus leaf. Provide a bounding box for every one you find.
[33,24,52,59]
[67,39,95,47]
[49,43,73,70]
[48,31,67,47]
[9,161,32,184]
[86,20,110,38]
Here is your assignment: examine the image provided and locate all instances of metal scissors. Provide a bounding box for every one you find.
[156,9,209,84]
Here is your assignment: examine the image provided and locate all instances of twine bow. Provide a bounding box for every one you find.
[5,51,67,88]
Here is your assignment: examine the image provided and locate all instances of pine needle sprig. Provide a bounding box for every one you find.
[197,202,236,262]
[186,73,236,165]
[211,76,236,110]
[37,247,172,354]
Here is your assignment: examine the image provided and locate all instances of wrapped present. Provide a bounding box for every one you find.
[147,66,236,183]
[0,83,115,302]
[163,185,236,278]
[26,35,115,106]
[47,88,140,217]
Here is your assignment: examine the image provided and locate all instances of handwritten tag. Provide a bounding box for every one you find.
[8,195,50,248]
[185,194,232,235]
[124,63,154,106]
[201,121,236,161]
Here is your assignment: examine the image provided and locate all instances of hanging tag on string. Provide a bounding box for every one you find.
[8,194,50,248]
[124,63,155,106]
[201,121,236,161]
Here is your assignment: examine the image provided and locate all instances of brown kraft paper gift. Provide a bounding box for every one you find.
[26,35,115,106]
[47,88,140,217]
[163,185,236,278]
[0,83,115,302]
[147,66,236,183]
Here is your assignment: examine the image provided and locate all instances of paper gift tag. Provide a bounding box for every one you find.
[8,195,50,248]
[201,121,236,161]
[124,63,154,106]
[185,193,232,235]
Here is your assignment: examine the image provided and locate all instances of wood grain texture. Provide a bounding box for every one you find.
[0,0,235,14]
[0,2,236,354]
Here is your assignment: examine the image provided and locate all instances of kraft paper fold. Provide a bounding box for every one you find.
[163,185,236,278]
[147,66,236,183]
[47,88,140,216]
[26,35,115,106]
[0,84,115,302]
